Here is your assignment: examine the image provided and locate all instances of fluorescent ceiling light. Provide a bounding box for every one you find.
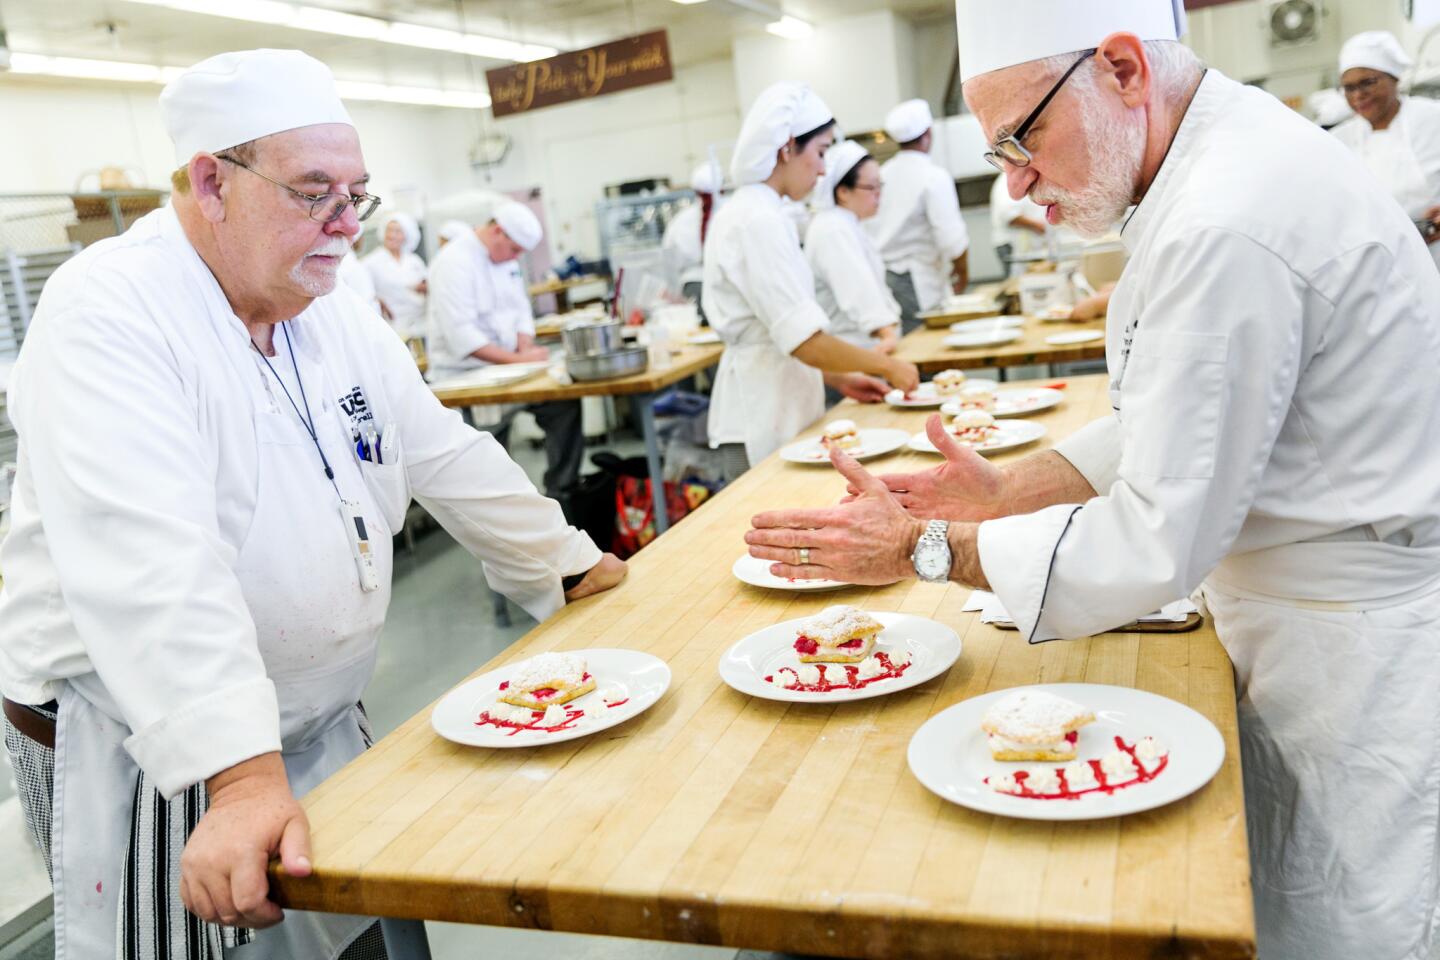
[765,15,813,40]
[669,0,710,4]
[118,0,557,62]
[6,52,491,108]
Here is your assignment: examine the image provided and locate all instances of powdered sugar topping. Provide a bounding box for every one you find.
[800,605,882,644]
[510,652,587,692]
[981,689,1093,743]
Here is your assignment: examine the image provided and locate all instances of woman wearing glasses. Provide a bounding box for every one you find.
[703,82,918,473]
[1330,30,1440,268]
[805,140,901,361]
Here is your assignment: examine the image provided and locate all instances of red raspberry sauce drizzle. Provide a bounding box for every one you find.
[474,695,626,737]
[793,635,866,656]
[984,736,1168,800]
[763,651,910,693]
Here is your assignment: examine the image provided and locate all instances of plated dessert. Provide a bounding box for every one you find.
[934,368,967,396]
[479,652,627,735]
[949,409,998,445]
[821,418,860,451]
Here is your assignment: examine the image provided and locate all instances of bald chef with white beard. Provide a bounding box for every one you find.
[746,3,1440,958]
[0,49,624,959]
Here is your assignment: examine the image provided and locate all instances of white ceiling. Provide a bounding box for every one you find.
[0,0,954,92]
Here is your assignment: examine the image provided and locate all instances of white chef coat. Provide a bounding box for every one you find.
[0,203,599,959]
[661,202,705,292]
[804,206,899,348]
[1332,96,1440,269]
[977,71,1440,960]
[337,248,379,311]
[989,174,1047,253]
[703,183,830,464]
[869,149,969,311]
[426,229,536,378]
[362,246,428,337]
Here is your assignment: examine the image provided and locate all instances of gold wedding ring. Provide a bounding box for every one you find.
[798,547,811,565]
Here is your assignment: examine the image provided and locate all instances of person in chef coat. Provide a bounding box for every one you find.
[746,5,1440,959]
[427,203,584,499]
[336,230,380,312]
[871,99,970,333]
[0,49,625,960]
[1331,30,1440,268]
[436,218,472,249]
[363,211,429,335]
[662,160,724,315]
[703,82,919,473]
[805,139,900,357]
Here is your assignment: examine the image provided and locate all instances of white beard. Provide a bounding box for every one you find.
[1033,90,1146,238]
[289,236,350,297]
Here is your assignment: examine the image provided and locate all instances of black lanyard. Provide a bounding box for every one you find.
[251,322,344,501]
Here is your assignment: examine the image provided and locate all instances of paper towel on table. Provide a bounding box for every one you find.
[964,590,1197,626]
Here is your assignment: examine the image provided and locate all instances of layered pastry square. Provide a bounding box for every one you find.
[957,382,996,411]
[793,604,884,663]
[949,409,997,444]
[497,652,596,709]
[934,369,967,396]
[821,419,860,450]
[981,689,1095,761]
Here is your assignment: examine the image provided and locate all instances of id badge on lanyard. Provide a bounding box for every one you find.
[339,499,380,592]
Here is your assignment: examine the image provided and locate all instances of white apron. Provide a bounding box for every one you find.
[708,331,824,466]
[52,331,404,960]
[1202,547,1440,960]
[1354,125,1440,270]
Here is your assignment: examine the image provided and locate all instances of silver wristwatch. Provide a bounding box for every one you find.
[911,519,952,584]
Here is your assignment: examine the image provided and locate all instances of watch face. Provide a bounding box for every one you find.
[916,542,950,581]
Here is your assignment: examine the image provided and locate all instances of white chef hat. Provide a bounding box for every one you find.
[816,140,872,209]
[691,161,724,195]
[159,49,353,168]
[493,201,543,252]
[955,0,1186,84]
[1339,31,1412,80]
[884,99,933,143]
[379,212,421,253]
[437,220,472,244]
[730,81,834,186]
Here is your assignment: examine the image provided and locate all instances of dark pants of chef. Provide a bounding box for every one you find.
[492,400,584,500]
[886,270,923,336]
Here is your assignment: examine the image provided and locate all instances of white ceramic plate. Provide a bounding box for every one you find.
[942,388,1064,419]
[907,683,1225,821]
[950,315,1025,334]
[887,379,999,408]
[719,612,961,704]
[688,330,723,345]
[430,648,671,748]
[944,329,1024,349]
[731,554,849,592]
[431,361,550,391]
[1045,330,1105,345]
[909,420,1047,456]
[781,427,910,464]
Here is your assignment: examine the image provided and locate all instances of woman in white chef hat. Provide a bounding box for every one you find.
[362,210,430,333]
[1331,30,1440,268]
[804,140,900,358]
[704,82,919,473]
[662,160,724,313]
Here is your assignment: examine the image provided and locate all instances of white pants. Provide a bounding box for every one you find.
[1202,582,1440,960]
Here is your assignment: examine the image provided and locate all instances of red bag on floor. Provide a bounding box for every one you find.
[612,475,710,558]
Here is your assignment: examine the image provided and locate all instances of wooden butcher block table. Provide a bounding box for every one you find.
[274,372,1254,960]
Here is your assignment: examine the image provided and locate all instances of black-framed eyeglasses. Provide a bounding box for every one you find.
[983,48,1096,171]
[218,154,382,223]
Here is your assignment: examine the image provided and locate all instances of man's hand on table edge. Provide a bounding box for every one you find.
[843,414,1008,523]
[565,552,628,602]
[181,751,310,930]
[746,446,930,584]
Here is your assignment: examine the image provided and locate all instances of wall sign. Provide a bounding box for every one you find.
[487,30,674,117]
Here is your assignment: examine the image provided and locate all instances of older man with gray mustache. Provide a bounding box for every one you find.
[746,3,1440,957]
[0,49,625,959]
